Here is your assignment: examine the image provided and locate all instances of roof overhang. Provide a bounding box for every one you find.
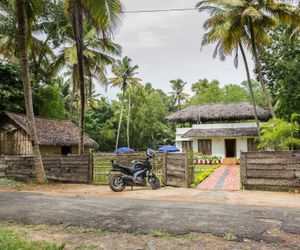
[182,127,259,138]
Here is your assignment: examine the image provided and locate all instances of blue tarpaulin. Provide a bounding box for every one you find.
[158,145,180,152]
[114,147,135,153]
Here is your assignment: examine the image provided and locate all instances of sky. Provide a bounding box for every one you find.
[97,0,254,100]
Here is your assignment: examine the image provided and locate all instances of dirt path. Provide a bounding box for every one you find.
[1,184,299,208]
[2,222,300,250]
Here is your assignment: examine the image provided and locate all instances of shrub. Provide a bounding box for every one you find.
[258,118,300,150]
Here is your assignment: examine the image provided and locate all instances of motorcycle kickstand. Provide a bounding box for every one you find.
[131,185,133,190]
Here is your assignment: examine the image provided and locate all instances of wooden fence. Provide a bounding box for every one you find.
[93,152,192,187]
[240,150,300,190]
[1,154,93,183]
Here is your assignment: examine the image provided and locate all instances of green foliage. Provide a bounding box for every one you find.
[260,26,300,119]
[169,79,189,109]
[84,97,116,152]
[0,178,23,187]
[258,118,300,150]
[0,228,65,250]
[187,79,264,106]
[0,61,25,113]
[34,83,67,119]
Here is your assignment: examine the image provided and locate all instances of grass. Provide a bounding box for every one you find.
[0,177,23,187]
[0,228,65,250]
[190,164,220,188]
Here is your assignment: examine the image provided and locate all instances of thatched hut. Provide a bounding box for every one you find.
[166,102,271,164]
[0,111,97,155]
[166,102,270,123]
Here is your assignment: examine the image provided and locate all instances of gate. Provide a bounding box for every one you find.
[163,152,193,187]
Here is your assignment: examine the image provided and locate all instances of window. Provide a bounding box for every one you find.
[61,146,71,155]
[182,141,193,152]
[247,138,257,151]
[198,139,212,155]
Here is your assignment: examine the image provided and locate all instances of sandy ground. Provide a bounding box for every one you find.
[2,221,300,250]
[1,183,300,208]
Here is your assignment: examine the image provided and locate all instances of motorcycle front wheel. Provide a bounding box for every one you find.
[109,175,126,192]
[149,175,161,190]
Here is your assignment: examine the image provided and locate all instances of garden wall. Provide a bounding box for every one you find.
[240,150,300,190]
[0,154,93,183]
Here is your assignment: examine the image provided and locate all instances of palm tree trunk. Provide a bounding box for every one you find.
[249,18,276,118]
[115,88,125,150]
[68,70,77,120]
[71,0,85,154]
[127,93,131,148]
[16,0,47,183]
[239,43,261,136]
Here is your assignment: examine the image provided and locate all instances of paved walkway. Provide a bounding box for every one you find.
[197,165,240,190]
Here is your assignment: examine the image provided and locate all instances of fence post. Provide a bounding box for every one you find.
[240,152,246,189]
[184,153,189,187]
[162,152,167,186]
[88,153,93,184]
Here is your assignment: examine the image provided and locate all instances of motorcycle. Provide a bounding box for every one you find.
[108,149,161,192]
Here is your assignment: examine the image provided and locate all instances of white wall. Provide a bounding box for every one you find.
[175,122,257,156]
[191,136,249,158]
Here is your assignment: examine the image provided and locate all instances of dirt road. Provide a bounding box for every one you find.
[0,189,300,242]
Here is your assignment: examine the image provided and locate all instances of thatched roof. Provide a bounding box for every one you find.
[182,127,259,138]
[166,102,271,123]
[0,112,98,147]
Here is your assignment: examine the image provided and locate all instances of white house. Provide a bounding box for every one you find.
[166,102,270,164]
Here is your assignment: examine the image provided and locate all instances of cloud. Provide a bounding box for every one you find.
[96,0,254,100]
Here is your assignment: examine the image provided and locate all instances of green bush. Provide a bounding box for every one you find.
[0,228,65,250]
[258,118,300,150]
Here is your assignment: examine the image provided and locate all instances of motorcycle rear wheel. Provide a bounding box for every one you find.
[149,175,161,190]
[109,175,126,192]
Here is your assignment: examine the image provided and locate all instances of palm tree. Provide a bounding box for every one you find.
[109,57,141,150]
[191,79,209,95]
[15,0,47,183]
[169,79,189,110]
[53,22,121,119]
[66,0,123,154]
[197,0,296,118]
[198,4,261,135]
[0,0,67,83]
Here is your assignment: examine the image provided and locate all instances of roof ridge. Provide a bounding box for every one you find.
[191,102,251,107]
[3,111,72,122]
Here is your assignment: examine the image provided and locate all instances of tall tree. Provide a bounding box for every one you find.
[169,79,189,110]
[15,0,46,183]
[259,25,300,119]
[53,22,121,119]
[191,79,209,95]
[109,56,140,149]
[196,0,296,118]
[66,0,123,154]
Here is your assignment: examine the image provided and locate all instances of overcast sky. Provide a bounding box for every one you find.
[98,0,254,100]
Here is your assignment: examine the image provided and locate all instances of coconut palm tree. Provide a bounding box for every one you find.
[14,0,47,183]
[109,57,141,150]
[197,0,296,118]
[0,0,67,83]
[199,5,261,135]
[169,79,189,110]
[52,22,121,119]
[66,0,123,154]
